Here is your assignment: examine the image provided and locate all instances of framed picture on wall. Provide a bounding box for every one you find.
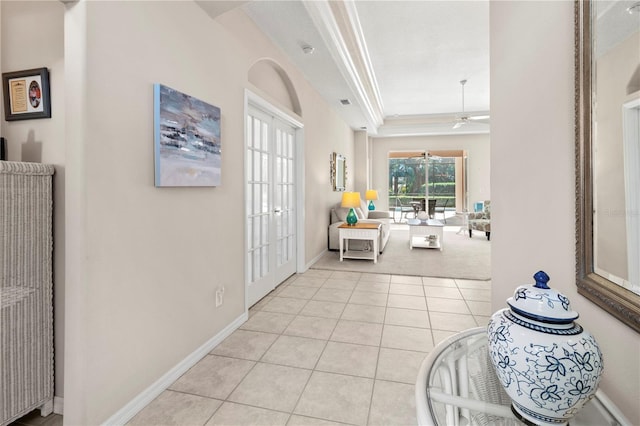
[331,152,346,191]
[2,68,51,121]
[153,84,222,187]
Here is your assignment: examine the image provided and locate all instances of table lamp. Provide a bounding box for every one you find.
[365,189,378,210]
[341,192,361,225]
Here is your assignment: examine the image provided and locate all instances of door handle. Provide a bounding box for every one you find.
[273,208,282,214]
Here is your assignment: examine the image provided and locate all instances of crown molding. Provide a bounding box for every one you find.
[342,1,385,118]
[303,0,384,133]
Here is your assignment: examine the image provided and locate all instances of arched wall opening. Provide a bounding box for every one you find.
[248,58,302,116]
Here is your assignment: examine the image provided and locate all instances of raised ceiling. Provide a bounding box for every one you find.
[201,0,490,137]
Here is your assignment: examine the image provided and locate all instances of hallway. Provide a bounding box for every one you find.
[127,269,491,425]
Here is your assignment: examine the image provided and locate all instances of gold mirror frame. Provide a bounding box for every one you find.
[575,0,640,333]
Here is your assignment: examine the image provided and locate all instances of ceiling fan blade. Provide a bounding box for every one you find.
[452,121,464,129]
[469,115,490,121]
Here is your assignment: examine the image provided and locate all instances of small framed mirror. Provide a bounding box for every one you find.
[331,152,346,191]
[576,0,640,333]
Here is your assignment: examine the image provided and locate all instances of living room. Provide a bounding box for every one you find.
[1,1,638,425]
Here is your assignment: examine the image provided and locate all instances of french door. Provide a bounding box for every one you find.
[246,105,297,307]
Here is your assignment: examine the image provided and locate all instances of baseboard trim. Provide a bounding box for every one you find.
[305,248,327,271]
[102,312,248,426]
[53,396,64,415]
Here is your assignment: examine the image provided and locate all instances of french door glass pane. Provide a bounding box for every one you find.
[276,157,282,188]
[253,151,260,184]
[252,250,259,281]
[252,217,260,248]
[262,122,269,150]
[252,185,259,215]
[262,215,269,244]
[261,183,268,213]
[276,131,282,155]
[253,120,260,149]
[261,246,269,275]
[261,153,268,181]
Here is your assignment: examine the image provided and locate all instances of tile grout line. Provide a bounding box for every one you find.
[136,270,489,425]
[366,277,391,426]
[288,275,348,425]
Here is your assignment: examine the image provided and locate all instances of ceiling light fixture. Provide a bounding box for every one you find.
[302,45,315,54]
[340,99,352,105]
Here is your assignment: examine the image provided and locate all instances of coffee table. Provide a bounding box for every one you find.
[338,222,381,263]
[407,218,444,250]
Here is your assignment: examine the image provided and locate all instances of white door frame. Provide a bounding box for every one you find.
[244,90,305,312]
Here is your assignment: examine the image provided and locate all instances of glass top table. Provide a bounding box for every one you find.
[415,327,630,426]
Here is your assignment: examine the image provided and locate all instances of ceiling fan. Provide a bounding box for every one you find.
[452,79,490,129]
[376,79,490,136]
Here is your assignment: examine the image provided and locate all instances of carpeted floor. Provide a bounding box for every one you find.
[312,223,491,280]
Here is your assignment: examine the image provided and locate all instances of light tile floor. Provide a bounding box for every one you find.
[125,269,491,426]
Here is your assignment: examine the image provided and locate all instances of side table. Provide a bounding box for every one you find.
[415,327,630,426]
[338,222,381,263]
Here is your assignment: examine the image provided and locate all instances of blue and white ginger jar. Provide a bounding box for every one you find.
[487,271,603,425]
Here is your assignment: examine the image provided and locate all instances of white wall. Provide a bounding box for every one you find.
[60,2,354,424]
[370,134,490,211]
[2,2,352,421]
[1,0,66,402]
[353,130,369,195]
[215,8,356,262]
[490,2,640,423]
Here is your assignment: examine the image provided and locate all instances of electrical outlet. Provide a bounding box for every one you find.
[215,286,225,307]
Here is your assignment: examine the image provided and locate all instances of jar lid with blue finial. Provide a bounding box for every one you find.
[506,270,579,325]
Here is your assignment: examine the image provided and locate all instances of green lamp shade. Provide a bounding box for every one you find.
[346,208,358,225]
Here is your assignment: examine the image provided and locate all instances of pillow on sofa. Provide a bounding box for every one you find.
[330,209,340,223]
[335,207,351,222]
[360,198,370,219]
[355,207,366,219]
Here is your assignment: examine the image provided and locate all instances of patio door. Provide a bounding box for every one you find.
[246,105,297,307]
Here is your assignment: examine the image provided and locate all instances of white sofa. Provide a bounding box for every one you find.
[328,199,392,253]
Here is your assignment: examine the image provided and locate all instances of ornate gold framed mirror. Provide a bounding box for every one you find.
[575,0,640,333]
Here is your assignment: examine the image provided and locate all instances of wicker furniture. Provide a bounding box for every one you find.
[1,161,55,425]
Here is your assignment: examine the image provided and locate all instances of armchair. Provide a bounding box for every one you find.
[468,200,491,240]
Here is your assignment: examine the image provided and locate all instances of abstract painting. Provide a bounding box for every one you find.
[154,84,221,187]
